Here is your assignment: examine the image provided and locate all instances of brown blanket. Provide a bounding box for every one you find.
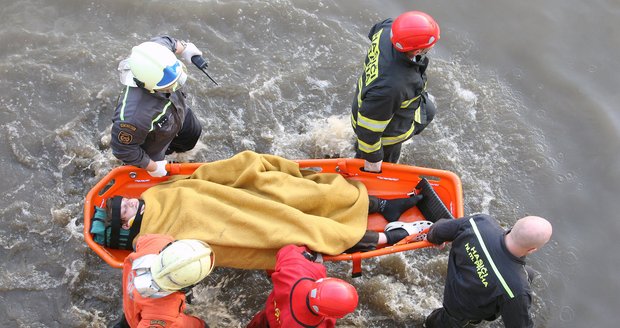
[139,151,369,269]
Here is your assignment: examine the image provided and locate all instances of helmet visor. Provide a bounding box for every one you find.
[157,62,188,92]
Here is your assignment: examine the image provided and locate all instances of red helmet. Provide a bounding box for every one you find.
[308,278,359,318]
[290,277,359,325]
[390,11,440,52]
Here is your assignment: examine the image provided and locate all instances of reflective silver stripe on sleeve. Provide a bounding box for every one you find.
[149,101,172,132]
[357,138,381,153]
[356,112,390,132]
[120,86,130,121]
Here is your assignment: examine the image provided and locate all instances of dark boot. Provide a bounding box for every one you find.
[369,194,424,222]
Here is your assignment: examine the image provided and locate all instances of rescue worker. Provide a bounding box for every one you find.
[112,234,214,328]
[351,11,440,172]
[424,215,553,328]
[112,36,205,177]
[246,244,359,328]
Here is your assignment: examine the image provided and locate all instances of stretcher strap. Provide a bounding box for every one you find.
[126,201,144,250]
[109,197,122,249]
[351,252,363,278]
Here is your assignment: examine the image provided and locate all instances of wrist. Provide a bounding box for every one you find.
[146,160,157,172]
[177,40,187,54]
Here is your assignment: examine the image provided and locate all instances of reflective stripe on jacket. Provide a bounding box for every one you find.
[111,86,188,168]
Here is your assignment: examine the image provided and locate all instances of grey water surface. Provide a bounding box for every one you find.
[1,0,618,327]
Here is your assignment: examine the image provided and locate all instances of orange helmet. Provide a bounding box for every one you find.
[390,11,440,52]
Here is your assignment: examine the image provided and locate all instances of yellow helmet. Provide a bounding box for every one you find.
[151,239,215,291]
[129,42,187,91]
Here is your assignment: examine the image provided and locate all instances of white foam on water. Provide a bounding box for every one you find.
[271,114,355,159]
[0,263,67,290]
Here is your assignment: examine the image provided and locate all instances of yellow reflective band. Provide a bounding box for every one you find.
[350,113,357,129]
[414,105,422,124]
[381,124,415,146]
[357,138,382,153]
[357,113,390,133]
[149,102,172,132]
[400,95,421,108]
[364,29,383,86]
[120,86,130,121]
[357,76,363,108]
[469,218,515,298]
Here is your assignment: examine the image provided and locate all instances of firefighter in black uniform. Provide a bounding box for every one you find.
[112,36,204,177]
[424,214,553,328]
[351,11,440,172]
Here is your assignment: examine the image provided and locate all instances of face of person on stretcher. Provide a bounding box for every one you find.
[119,197,140,230]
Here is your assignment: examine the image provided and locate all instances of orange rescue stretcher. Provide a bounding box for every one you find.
[84,158,463,276]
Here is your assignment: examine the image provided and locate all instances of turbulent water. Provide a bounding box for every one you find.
[1,0,619,327]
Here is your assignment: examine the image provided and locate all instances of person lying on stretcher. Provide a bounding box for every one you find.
[110,193,431,249]
[90,151,433,270]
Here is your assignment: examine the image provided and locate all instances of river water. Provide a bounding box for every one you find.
[1,0,618,327]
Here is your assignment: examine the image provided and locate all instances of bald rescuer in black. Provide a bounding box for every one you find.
[424,214,553,328]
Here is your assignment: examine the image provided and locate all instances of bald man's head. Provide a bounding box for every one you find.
[507,216,553,255]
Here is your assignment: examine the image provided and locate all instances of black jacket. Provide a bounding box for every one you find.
[111,36,189,168]
[427,214,534,328]
[351,18,435,163]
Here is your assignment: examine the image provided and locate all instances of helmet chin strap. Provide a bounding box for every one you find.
[413,54,427,62]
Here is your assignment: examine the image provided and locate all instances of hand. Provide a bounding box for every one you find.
[148,160,168,177]
[433,242,447,251]
[181,42,202,64]
[364,160,382,173]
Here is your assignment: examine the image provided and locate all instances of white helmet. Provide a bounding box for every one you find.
[129,42,187,91]
[151,239,215,291]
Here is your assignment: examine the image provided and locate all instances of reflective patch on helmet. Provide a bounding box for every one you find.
[394,42,403,50]
[118,131,133,144]
[119,123,137,131]
[428,36,436,44]
[157,61,182,88]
